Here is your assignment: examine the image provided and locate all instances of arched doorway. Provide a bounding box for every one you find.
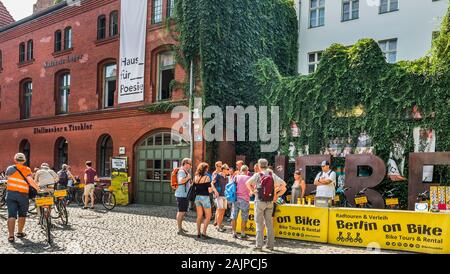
[97,134,113,177]
[19,139,31,167]
[54,137,68,171]
[135,131,189,205]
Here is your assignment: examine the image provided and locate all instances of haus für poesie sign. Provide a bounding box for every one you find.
[118,0,148,104]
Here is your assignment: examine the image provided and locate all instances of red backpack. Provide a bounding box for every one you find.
[171,168,181,190]
[257,172,275,202]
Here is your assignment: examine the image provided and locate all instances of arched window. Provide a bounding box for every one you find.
[19,42,25,63]
[97,15,106,40]
[56,71,70,114]
[157,51,175,101]
[102,62,117,108]
[19,139,31,167]
[109,11,119,37]
[54,137,68,170]
[27,40,33,61]
[64,27,72,50]
[20,80,32,120]
[54,30,62,52]
[97,135,113,177]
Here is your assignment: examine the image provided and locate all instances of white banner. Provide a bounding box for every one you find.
[118,0,148,104]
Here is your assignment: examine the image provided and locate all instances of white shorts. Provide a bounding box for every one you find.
[215,197,228,209]
[84,184,95,195]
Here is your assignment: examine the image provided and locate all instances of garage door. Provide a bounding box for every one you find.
[136,132,189,205]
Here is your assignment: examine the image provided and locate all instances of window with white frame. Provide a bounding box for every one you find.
[342,0,359,21]
[308,51,322,74]
[379,0,398,14]
[309,0,325,28]
[378,39,397,63]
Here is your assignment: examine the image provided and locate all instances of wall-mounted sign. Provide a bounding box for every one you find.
[44,54,84,69]
[119,147,126,155]
[33,123,93,134]
[118,0,148,104]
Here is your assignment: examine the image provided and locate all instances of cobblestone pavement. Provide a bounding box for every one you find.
[0,204,402,254]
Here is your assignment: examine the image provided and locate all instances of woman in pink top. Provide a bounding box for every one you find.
[230,165,252,239]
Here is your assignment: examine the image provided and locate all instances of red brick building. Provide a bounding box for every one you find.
[0,0,205,205]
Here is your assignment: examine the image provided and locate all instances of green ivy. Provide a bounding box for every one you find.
[141,100,187,113]
[174,0,299,163]
[253,7,450,208]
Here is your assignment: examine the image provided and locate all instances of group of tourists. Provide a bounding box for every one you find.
[3,153,99,243]
[174,157,291,251]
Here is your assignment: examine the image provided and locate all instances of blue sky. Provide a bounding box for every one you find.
[3,0,36,21]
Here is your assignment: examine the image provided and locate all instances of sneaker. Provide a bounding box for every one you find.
[177,230,186,235]
[82,207,88,210]
[239,234,248,239]
[233,233,239,239]
[217,227,226,232]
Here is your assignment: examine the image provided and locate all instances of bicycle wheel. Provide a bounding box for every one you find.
[102,192,116,210]
[41,207,52,244]
[28,199,37,215]
[59,202,68,225]
[51,202,61,219]
[75,190,84,206]
[0,188,6,208]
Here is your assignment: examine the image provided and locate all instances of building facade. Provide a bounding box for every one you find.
[0,0,205,205]
[296,0,449,75]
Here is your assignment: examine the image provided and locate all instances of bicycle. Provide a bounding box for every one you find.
[354,187,373,208]
[334,187,352,207]
[66,181,84,206]
[82,182,116,210]
[382,188,399,209]
[35,190,55,245]
[0,173,6,209]
[50,187,69,226]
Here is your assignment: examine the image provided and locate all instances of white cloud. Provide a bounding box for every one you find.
[2,0,36,21]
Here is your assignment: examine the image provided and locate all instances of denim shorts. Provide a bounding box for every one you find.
[231,198,250,221]
[6,191,29,219]
[195,195,212,209]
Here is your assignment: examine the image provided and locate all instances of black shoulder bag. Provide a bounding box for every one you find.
[14,166,37,199]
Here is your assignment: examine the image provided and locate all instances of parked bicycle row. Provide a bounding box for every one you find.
[0,153,116,245]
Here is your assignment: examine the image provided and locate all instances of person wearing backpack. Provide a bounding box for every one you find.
[193,162,212,239]
[35,163,58,190]
[57,164,75,190]
[314,161,337,201]
[246,158,287,252]
[230,165,251,239]
[174,158,192,235]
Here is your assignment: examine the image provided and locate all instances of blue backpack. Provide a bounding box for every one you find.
[225,178,237,203]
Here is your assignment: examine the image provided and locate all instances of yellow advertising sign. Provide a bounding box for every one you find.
[274,205,328,243]
[385,198,399,206]
[236,203,328,243]
[328,208,450,254]
[355,196,368,205]
[54,190,67,198]
[35,197,54,207]
[111,157,129,206]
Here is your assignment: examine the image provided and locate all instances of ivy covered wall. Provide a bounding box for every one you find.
[174,0,298,162]
[253,7,450,207]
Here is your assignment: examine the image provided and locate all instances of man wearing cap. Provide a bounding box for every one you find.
[35,163,58,190]
[314,161,337,200]
[5,153,39,243]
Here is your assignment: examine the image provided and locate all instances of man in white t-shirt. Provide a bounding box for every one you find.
[314,161,336,199]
